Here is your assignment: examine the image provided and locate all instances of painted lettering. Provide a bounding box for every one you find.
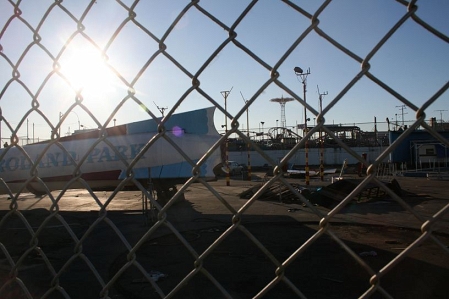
[98,147,114,162]
[5,157,19,171]
[62,151,77,166]
[0,142,147,173]
[20,156,31,170]
[38,158,46,169]
[130,143,145,159]
[114,145,128,161]
[46,152,60,168]
[87,148,101,163]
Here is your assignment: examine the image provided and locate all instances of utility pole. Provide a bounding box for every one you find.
[240,91,251,181]
[435,110,447,126]
[0,107,2,147]
[396,105,407,126]
[221,87,233,186]
[395,113,398,131]
[59,112,62,137]
[317,85,327,182]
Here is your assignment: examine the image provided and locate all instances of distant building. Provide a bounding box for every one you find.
[389,128,449,168]
[429,117,449,132]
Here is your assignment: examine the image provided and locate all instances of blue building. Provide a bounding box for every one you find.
[389,129,449,169]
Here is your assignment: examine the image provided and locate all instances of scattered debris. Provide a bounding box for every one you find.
[239,179,403,209]
[385,240,400,244]
[132,270,167,283]
[321,276,343,283]
[149,270,167,281]
[239,182,306,204]
[359,251,377,257]
[200,228,221,233]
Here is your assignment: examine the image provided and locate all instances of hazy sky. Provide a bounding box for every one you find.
[0,0,448,143]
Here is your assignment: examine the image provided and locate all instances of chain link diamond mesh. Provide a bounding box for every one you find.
[1,0,448,298]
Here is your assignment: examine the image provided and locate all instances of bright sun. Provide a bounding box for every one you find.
[61,47,117,103]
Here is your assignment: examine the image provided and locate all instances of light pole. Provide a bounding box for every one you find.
[261,121,264,143]
[240,92,251,181]
[318,86,327,182]
[72,111,81,131]
[0,107,2,147]
[60,111,81,135]
[221,89,232,186]
[294,66,311,185]
[276,119,279,139]
[59,112,62,136]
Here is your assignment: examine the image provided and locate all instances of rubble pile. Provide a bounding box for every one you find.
[239,179,403,208]
[239,182,310,204]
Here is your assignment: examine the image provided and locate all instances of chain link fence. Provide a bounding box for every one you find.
[1,0,448,298]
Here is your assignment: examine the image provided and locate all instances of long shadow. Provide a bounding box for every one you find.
[0,198,448,299]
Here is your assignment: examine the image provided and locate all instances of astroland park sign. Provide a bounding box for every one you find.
[0,142,147,174]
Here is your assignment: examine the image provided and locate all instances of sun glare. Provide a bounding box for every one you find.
[61,48,118,103]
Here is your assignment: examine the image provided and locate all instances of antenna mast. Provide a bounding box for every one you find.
[395,104,407,126]
[317,85,327,116]
[435,109,448,125]
[153,101,168,117]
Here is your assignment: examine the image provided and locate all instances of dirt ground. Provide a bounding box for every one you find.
[0,174,448,298]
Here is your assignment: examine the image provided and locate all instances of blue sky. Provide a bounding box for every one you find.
[0,0,448,143]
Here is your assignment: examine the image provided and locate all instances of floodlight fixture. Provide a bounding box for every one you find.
[294,66,303,74]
